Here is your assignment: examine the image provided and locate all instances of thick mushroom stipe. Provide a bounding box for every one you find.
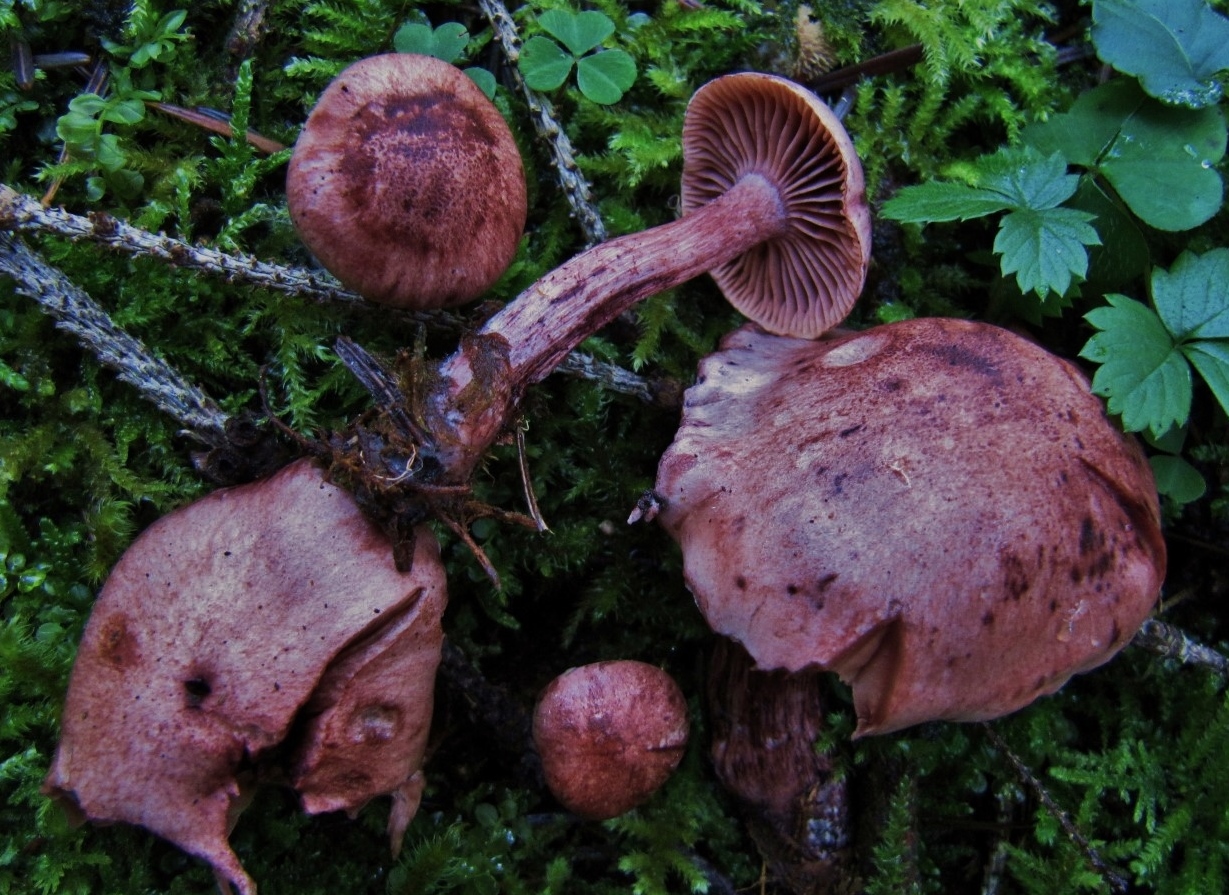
[655,319,1166,736]
[286,54,527,309]
[43,459,447,894]
[532,660,690,820]
[681,73,871,338]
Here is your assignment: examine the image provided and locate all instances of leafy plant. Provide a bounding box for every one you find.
[393,21,497,98]
[519,9,636,104]
[99,5,189,68]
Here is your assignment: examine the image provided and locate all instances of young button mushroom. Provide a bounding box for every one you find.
[286,53,527,309]
[653,318,1167,737]
[532,660,690,820]
[42,459,447,895]
[422,72,869,479]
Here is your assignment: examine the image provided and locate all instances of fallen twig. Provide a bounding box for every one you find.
[1133,618,1229,677]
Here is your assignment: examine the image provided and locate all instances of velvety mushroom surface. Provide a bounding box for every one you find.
[532,660,690,820]
[42,459,447,895]
[286,53,526,309]
[655,318,1166,736]
[681,73,871,338]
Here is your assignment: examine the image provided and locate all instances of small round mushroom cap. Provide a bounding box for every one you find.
[532,660,690,820]
[654,318,1166,737]
[286,54,527,309]
[680,73,871,338]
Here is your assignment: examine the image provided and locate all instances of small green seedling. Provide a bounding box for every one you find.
[393,21,497,98]
[518,9,636,104]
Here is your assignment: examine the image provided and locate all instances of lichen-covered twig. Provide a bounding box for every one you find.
[477,0,608,247]
[981,724,1129,895]
[1,183,370,310]
[1,185,667,404]
[0,232,231,444]
[1133,618,1229,677]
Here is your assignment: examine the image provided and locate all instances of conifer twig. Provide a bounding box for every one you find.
[1,186,672,403]
[1133,619,1229,678]
[981,724,1129,894]
[0,232,231,444]
[476,0,608,247]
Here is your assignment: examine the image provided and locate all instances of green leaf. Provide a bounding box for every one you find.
[519,36,574,91]
[393,21,469,63]
[977,148,1080,209]
[1092,0,1229,108]
[994,206,1100,298]
[1151,249,1229,340]
[1149,454,1206,503]
[1183,340,1229,419]
[538,9,614,57]
[880,182,1015,223]
[464,67,497,99]
[1067,178,1150,291]
[1025,79,1226,231]
[1081,293,1191,436]
[576,49,636,104]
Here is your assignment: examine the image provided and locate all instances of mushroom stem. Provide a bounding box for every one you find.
[423,172,788,477]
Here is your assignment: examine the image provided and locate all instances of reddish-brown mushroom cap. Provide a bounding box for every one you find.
[42,459,447,894]
[286,53,527,309]
[681,73,870,338]
[532,660,690,820]
[654,318,1166,737]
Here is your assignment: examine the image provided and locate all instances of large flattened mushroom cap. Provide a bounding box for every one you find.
[286,53,527,310]
[532,660,690,820]
[43,459,447,895]
[654,318,1166,737]
[681,73,870,339]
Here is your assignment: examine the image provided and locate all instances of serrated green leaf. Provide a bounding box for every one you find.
[518,36,574,91]
[1149,454,1206,504]
[576,49,636,104]
[539,9,614,57]
[994,206,1099,298]
[1183,340,1229,419]
[1092,0,1229,108]
[978,148,1080,209]
[1151,249,1229,340]
[1081,293,1191,436]
[880,182,1015,223]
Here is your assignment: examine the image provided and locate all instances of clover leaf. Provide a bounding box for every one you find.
[1092,0,1229,108]
[518,9,636,104]
[393,21,497,98]
[1081,250,1229,439]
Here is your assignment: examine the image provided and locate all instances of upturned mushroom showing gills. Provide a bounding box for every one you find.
[423,72,869,478]
[42,459,448,895]
[286,53,527,309]
[532,660,690,820]
[653,318,1166,737]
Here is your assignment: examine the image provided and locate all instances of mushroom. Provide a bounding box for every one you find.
[532,660,690,820]
[42,459,448,895]
[421,72,869,479]
[286,53,527,309]
[653,318,1166,736]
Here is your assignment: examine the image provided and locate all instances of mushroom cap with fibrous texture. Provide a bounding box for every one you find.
[532,660,690,820]
[681,73,870,339]
[286,54,526,309]
[654,319,1166,737]
[42,459,447,895]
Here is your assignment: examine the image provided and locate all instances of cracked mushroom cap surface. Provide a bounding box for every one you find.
[43,459,447,895]
[286,53,526,309]
[654,318,1166,737]
[681,73,871,339]
[532,660,690,820]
